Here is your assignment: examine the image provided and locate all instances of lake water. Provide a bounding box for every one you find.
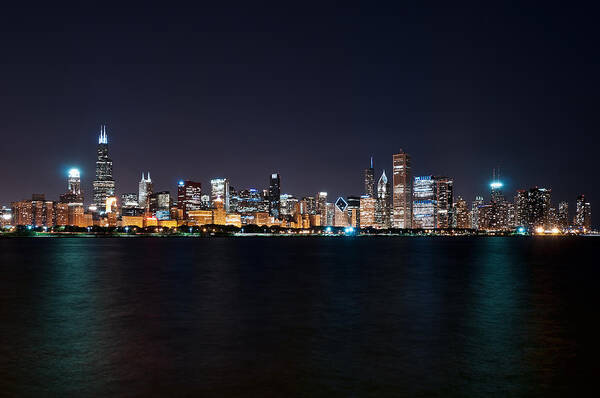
[0,237,597,396]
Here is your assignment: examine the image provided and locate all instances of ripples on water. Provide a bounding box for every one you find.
[0,237,597,396]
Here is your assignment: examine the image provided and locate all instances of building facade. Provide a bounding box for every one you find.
[392,149,411,228]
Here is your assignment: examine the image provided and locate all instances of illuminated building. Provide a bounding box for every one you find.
[60,169,84,206]
[121,193,142,217]
[187,210,213,226]
[68,205,86,227]
[149,191,171,213]
[255,211,270,226]
[92,125,115,209]
[364,156,375,197]
[0,206,13,228]
[300,196,316,215]
[309,214,321,227]
[237,189,262,224]
[225,213,242,228]
[375,171,391,228]
[11,200,33,226]
[122,215,144,228]
[517,187,552,230]
[412,176,436,229]
[229,186,239,213]
[138,172,153,210]
[326,203,335,226]
[515,190,527,227]
[158,220,178,229]
[268,173,281,218]
[334,197,349,227]
[576,195,592,229]
[488,178,509,230]
[392,149,412,228]
[435,177,453,228]
[105,196,117,214]
[280,194,298,217]
[210,178,230,211]
[558,201,569,229]
[347,196,360,228]
[471,196,484,229]
[507,202,516,229]
[55,203,69,226]
[212,199,227,225]
[177,180,202,218]
[360,196,377,228]
[316,192,328,224]
[453,197,470,228]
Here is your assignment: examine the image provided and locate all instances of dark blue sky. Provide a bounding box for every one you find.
[1,3,598,217]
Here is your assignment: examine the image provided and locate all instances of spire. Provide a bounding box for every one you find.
[147,171,151,181]
[370,155,373,169]
[141,172,145,180]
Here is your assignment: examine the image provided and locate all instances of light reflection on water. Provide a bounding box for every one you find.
[0,237,596,396]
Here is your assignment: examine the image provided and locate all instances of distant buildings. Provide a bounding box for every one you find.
[576,195,592,230]
[412,176,436,229]
[453,197,470,228]
[375,171,391,228]
[364,156,375,198]
[138,172,153,210]
[515,188,551,230]
[211,178,230,211]
[392,149,412,228]
[92,126,115,210]
[177,180,202,218]
[268,173,281,218]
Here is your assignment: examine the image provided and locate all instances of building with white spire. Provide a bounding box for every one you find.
[92,125,115,210]
[138,172,153,210]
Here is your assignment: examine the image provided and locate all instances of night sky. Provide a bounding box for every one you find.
[1,4,598,217]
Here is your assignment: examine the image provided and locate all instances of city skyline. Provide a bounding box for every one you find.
[1,4,598,209]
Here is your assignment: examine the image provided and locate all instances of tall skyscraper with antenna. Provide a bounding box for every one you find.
[138,172,153,210]
[92,125,115,210]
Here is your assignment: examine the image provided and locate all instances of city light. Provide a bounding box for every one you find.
[490,182,503,189]
[68,168,80,178]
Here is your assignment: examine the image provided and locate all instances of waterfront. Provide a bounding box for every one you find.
[0,237,597,396]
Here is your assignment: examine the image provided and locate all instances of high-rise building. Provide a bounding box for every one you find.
[280,194,298,217]
[375,170,391,228]
[412,176,436,229]
[558,201,569,229]
[488,179,509,230]
[575,195,592,230]
[93,125,115,209]
[453,197,470,228]
[515,188,551,230]
[300,196,317,215]
[515,190,527,227]
[435,176,453,228]
[210,178,230,211]
[177,180,202,218]
[60,168,84,206]
[326,202,335,226]
[471,196,484,230]
[121,192,141,217]
[268,173,281,219]
[316,192,328,223]
[346,196,360,228]
[150,191,171,214]
[392,149,411,228]
[359,196,377,228]
[334,197,349,227]
[364,156,375,198]
[138,172,153,210]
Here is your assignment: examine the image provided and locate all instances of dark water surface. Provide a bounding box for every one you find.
[0,237,598,396]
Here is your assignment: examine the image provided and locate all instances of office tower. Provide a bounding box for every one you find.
[346,196,360,228]
[300,196,317,215]
[392,149,411,228]
[558,201,569,229]
[375,170,391,228]
[121,193,141,217]
[55,203,69,226]
[488,176,509,230]
[471,196,484,229]
[92,125,115,209]
[326,202,335,226]
[280,194,299,217]
[548,207,557,229]
[515,190,527,227]
[150,191,171,215]
[59,169,84,206]
[334,197,349,227]
[0,206,13,228]
[177,180,202,218]
[364,156,375,197]
[412,176,436,229]
[12,200,33,226]
[516,188,551,230]
[507,202,516,229]
[359,196,377,228]
[237,189,262,224]
[229,186,239,213]
[210,178,230,211]
[268,173,281,218]
[316,192,328,223]
[454,197,470,228]
[138,172,153,210]
[576,195,592,229]
[434,176,453,228]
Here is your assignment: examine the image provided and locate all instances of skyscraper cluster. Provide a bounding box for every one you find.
[0,127,594,233]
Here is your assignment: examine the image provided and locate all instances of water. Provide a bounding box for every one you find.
[0,237,597,396]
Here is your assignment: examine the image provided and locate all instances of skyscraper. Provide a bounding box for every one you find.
[558,201,569,229]
[392,150,411,228]
[93,125,115,210]
[471,196,484,229]
[412,176,436,229]
[576,195,592,230]
[211,178,230,211]
[60,168,84,206]
[268,173,281,219]
[316,192,328,223]
[364,156,375,198]
[177,180,202,218]
[334,197,349,227]
[375,170,391,228]
[138,172,153,210]
[434,176,453,228]
[453,197,470,228]
[359,196,377,228]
